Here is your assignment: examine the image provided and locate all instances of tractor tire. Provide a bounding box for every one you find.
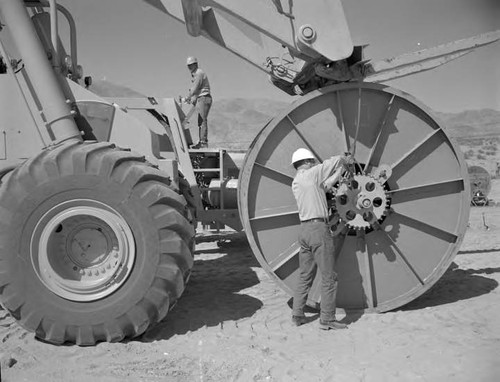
[0,141,195,345]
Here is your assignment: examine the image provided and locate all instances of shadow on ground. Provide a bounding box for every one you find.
[141,231,263,342]
[400,262,499,311]
[458,248,500,255]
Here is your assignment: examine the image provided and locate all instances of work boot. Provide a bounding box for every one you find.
[292,315,308,326]
[319,319,348,330]
[191,141,208,149]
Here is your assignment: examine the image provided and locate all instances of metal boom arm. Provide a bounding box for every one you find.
[145,0,500,96]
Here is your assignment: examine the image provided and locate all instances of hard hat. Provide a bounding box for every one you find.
[186,56,198,65]
[291,148,315,165]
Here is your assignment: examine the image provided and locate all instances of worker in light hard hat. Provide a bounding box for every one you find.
[290,148,353,330]
[185,56,212,149]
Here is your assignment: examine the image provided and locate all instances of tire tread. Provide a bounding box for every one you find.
[0,142,195,345]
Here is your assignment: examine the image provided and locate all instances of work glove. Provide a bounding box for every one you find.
[179,96,191,104]
[343,152,355,165]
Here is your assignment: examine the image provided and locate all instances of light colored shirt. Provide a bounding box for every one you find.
[188,68,211,98]
[292,155,345,221]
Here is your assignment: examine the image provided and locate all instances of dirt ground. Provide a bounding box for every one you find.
[1,182,500,382]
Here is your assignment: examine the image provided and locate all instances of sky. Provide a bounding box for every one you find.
[56,0,500,113]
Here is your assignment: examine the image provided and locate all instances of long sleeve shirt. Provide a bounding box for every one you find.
[188,68,211,99]
[292,155,346,221]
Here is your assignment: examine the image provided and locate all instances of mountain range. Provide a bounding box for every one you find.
[88,80,500,150]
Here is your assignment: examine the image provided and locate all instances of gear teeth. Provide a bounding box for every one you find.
[335,173,393,231]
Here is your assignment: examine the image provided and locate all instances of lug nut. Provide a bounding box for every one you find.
[361,198,371,208]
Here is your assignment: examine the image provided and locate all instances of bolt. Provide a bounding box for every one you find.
[363,212,374,222]
[365,182,376,192]
[346,210,356,221]
[339,194,348,205]
[300,25,316,42]
[302,26,313,39]
[361,198,372,208]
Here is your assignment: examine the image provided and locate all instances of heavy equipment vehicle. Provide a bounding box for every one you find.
[0,0,498,345]
[468,165,492,206]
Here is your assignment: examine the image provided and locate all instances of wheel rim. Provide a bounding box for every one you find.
[238,82,470,312]
[31,199,136,302]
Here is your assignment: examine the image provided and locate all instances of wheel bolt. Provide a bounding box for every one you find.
[339,194,348,205]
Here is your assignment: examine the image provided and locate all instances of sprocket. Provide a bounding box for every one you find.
[334,174,390,231]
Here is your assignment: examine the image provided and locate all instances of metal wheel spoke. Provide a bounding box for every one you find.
[389,178,465,203]
[286,115,323,162]
[254,162,294,185]
[336,90,350,153]
[351,87,362,157]
[356,231,376,310]
[250,208,298,221]
[362,94,395,173]
[269,244,300,279]
[386,211,459,245]
[391,128,442,173]
[377,226,425,285]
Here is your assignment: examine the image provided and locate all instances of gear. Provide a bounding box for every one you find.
[334,174,390,231]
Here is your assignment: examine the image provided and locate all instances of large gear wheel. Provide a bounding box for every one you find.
[238,82,470,313]
[335,174,390,231]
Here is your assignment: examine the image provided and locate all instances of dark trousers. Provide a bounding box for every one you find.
[196,95,212,143]
[292,221,342,322]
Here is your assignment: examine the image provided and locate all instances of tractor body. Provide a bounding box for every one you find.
[0,0,498,344]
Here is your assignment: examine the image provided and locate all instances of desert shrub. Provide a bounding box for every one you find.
[470,138,485,146]
[463,150,474,159]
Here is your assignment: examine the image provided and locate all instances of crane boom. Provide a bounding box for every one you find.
[145,0,500,96]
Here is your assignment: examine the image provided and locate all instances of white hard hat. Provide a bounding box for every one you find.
[186,56,198,65]
[291,148,315,165]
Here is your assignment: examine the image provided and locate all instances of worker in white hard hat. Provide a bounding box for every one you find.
[185,56,212,149]
[290,148,353,330]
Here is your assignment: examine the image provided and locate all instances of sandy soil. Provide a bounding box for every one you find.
[1,184,500,382]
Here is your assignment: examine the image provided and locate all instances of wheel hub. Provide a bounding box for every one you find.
[31,200,136,302]
[335,174,389,231]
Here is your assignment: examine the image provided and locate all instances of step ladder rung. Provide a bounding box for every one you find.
[193,168,221,173]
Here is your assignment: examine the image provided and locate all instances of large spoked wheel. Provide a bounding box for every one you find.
[0,141,195,345]
[238,82,470,313]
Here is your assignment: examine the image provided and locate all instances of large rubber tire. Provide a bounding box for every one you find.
[0,141,195,345]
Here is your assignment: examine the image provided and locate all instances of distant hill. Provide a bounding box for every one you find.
[87,80,289,149]
[436,109,500,139]
[434,109,500,176]
[202,98,289,149]
[88,80,144,98]
[86,80,500,171]
[206,102,500,151]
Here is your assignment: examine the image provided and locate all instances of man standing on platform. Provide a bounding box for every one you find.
[185,56,212,149]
